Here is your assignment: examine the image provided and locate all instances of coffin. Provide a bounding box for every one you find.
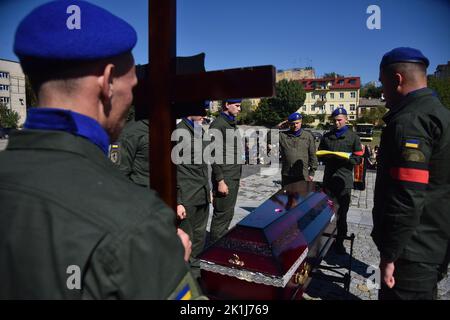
[198,181,336,300]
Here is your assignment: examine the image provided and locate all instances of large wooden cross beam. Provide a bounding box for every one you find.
[145,0,275,209]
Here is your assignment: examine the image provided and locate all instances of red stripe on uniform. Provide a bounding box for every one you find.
[390,167,429,184]
[353,150,364,156]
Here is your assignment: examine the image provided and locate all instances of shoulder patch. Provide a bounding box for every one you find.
[109,144,120,164]
[167,271,207,300]
[402,148,426,163]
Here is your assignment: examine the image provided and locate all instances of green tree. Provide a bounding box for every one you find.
[252,80,305,127]
[237,99,254,124]
[428,77,450,110]
[357,106,387,126]
[360,82,383,98]
[0,103,20,128]
[315,114,325,123]
[299,113,315,128]
[25,75,38,108]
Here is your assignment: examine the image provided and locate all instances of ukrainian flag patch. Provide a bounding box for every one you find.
[175,284,192,300]
[405,139,419,149]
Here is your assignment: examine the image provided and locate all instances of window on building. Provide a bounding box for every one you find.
[0,97,10,103]
[350,104,356,111]
[350,92,356,98]
[302,105,306,111]
[340,92,344,99]
[0,72,9,79]
[338,79,344,85]
[0,85,9,91]
[349,115,355,120]
[339,104,344,108]
[330,93,335,99]
[349,79,356,85]
[330,104,335,111]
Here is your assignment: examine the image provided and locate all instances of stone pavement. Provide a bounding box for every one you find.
[208,164,450,300]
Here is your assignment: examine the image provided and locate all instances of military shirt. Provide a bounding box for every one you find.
[319,127,362,191]
[112,119,149,187]
[371,88,450,264]
[0,130,200,299]
[175,119,210,206]
[279,129,318,179]
[209,113,243,182]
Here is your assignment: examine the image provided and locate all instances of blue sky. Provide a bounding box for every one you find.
[1,0,449,84]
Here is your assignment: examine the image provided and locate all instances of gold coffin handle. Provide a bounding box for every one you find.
[228,254,245,267]
[294,263,311,286]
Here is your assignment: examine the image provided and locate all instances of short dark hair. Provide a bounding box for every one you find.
[383,62,426,78]
[22,52,133,93]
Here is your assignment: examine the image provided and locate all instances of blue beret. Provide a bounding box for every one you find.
[331,108,347,117]
[288,112,302,122]
[225,99,242,104]
[380,47,429,69]
[14,0,137,61]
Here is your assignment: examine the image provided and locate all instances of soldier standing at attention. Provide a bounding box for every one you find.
[318,108,363,254]
[372,47,450,300]
[209,99,243,243]
[279,112,318,187]
[175,109,211,278]
[0,0,201,299]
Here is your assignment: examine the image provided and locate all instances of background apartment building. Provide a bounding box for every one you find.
[0,59,27,126]
[297,76,360,121]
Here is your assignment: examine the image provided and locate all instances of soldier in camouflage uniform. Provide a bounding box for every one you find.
[279,112,318,187]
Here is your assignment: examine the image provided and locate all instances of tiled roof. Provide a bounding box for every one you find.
[297,76,360,90]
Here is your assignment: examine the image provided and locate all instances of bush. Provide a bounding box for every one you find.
[0,103,20,129]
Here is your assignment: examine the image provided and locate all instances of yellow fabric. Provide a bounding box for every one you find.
[316,150,351,159]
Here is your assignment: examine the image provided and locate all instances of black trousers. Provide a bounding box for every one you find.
[379,259,440,300]
[330,188,351,243]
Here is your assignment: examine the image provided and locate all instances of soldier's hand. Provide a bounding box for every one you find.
[218,180,229,196]
[177,228,192,262]
[308,175,314,182]
[380,259,396,288]
[177,204,187,220]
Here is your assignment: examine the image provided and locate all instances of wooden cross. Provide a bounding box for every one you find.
[141,0,275,209]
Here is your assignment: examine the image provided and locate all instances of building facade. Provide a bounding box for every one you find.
[276,67,316,82]
[0,59,27,126]
[296,76,360,121]
[357,97,385,118]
